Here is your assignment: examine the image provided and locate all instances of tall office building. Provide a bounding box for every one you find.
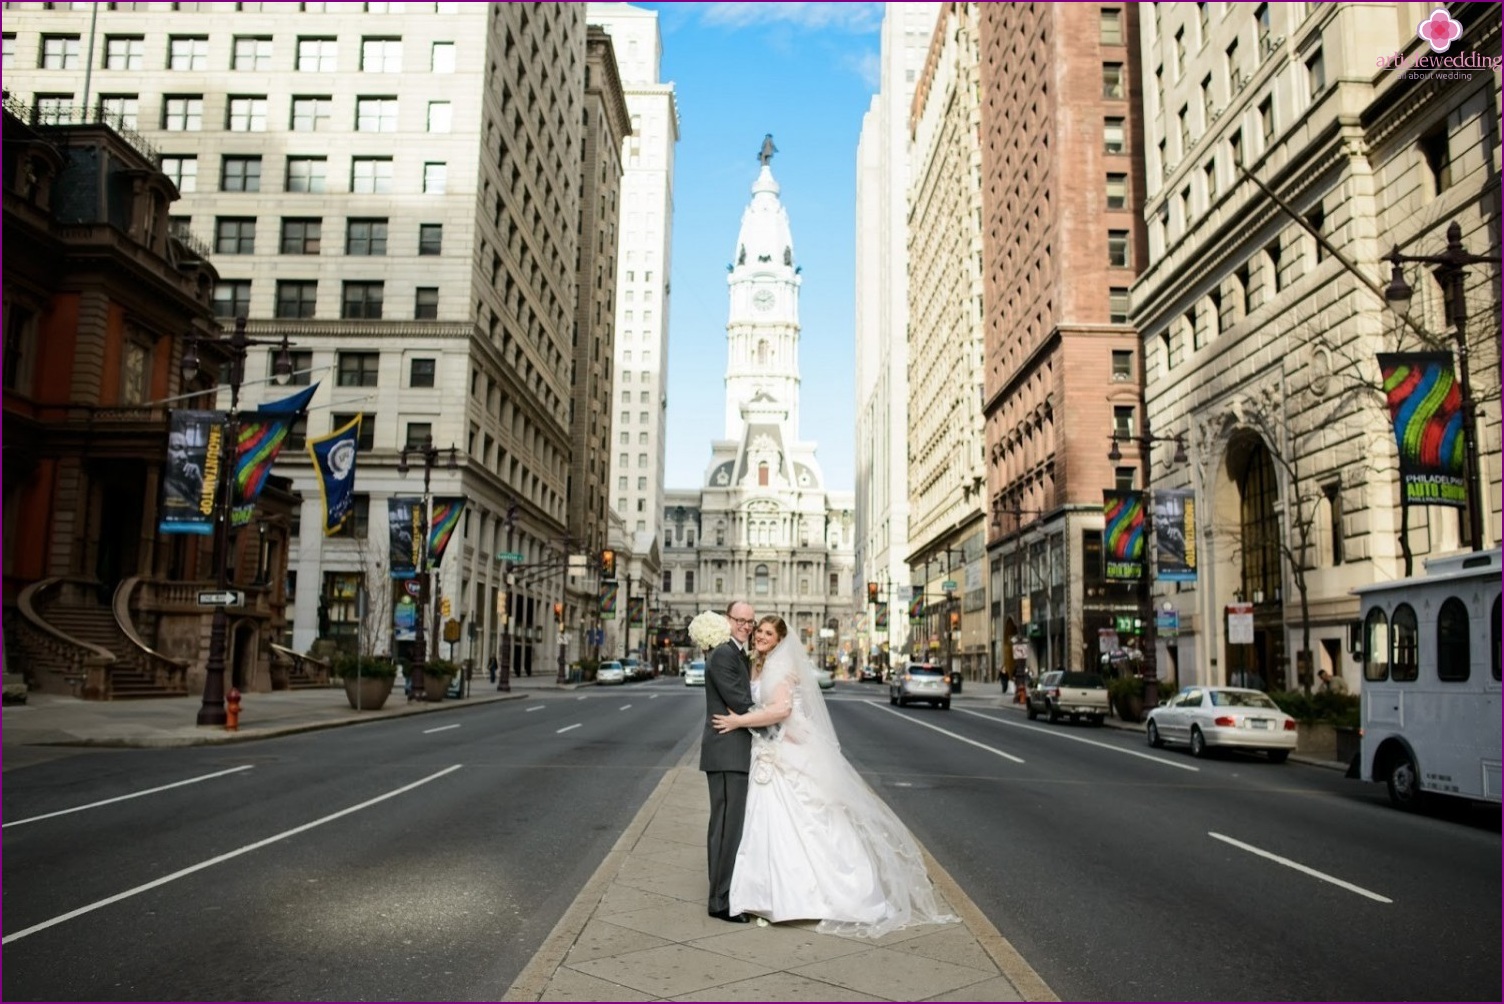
[1,2,612,679]
[853,2,939,675]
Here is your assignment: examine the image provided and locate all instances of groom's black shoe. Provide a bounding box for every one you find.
[709,909,752,923]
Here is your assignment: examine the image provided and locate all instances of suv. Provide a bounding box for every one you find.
[1026,670,1109,725]
[889,662,950,710]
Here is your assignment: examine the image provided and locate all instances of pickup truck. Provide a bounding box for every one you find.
[1026,670,1110,725]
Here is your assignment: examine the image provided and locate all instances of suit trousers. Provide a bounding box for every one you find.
[705,769,749,914]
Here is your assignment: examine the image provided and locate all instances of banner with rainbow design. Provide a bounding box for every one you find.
[1378,352,1466,509]
[1103,489,1145,580]
[426,497,466,568]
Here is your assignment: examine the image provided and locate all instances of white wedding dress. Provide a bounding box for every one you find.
[729,640,957,938]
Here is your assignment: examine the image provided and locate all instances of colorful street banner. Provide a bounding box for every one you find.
[1103,489,1146,580]
[230,416,291,528]
[875,601,889,631]
[908,594,925,621]
[599,579,619,620]
[388,496,423,579]
[427,497,465,568]
[1378,352,1466,508]
[1151,488,1197,582]
[627,595,646,628]
[159,409,223,535]
[308,413,362,535]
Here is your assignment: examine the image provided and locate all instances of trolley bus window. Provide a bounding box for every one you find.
[1435,597,1469,682]
[1363,607,1389,682]
[1391,603,1419,682]
[1493,595,1501,682]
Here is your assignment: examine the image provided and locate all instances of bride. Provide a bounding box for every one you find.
[711,615,957,937]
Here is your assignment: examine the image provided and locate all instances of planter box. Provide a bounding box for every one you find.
[420,672,452,702]
[344,675,393,711]
[1297,722,1337,760]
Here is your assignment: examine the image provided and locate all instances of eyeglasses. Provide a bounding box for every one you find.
[730,616,756,627]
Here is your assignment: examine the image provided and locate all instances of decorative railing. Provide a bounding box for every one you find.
[15,578,115,697]
[115,577,190,693]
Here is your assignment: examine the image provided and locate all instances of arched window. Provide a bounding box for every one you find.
[1235,440,1281,603]
[758,462,769,486]
[756,339,769,365]
[1436,597,1470,682]
[1363,607,1389,682]
[754,564,770,595]
[1391,603,1419,682]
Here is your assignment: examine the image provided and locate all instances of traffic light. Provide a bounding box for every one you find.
[553,602,564,625]
[600,548,615,577]
[867,582,879,604]
[949,611,960,630]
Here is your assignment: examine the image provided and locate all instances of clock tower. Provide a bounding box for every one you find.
[724,160,802,441]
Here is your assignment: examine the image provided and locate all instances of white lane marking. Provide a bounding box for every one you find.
[422,723,460,734]
[619,704,632,711]
[1,765,464,945]
[525,705,545,713]
[2,765,256,830]
[556,723,582,734]
[957,708,1200,773]
[577,696,588,701]
[1208,832,1393,904]
[649,694,659,699]
[866,702,1025,763]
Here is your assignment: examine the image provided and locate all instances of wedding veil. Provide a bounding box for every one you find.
[759,636,839,750]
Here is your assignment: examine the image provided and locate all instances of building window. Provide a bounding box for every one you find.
[285,157,327,193]
[215,217,256,254]
[346,218,388,256]
[1179,106,1191,156]
[275,280,318,319]
[40,34,81,69]
[1111,350,1132,381]
[232,36,272,71]
[1109,287,1130,323]
[360,37,403,72]
[1104,117,1126,154]
[431,40,455,72]
[1254,3,1271,53]
[1265,239,1282,294]
[1226,37,1242,88]
[1323,481,1343,566]
[337,352,380,387]
[427,101,451,133]
[1204,160,1218,200]
[1099,8,1122,45]
[98,94,138,129]
[161,155,197,192]
[423,162,447,194]
[1173,27,1185,78]
[220,156,262,192]
[330,417,375,452]
[1305,46,1325,96]
[1420,126,1452,197]
[1305,205,1326,263]
[1229,128,1243,167]
[167,35,209,70]
[35,95,73,126]
[414,287,438,319]
[341,283,385,320]
[213,280,251,319]
[296,37,338,72]
[355,96,398,132]
[104,35,145,70]
[404,422,432,449]
[1115,467,1137,490]
[1113,405,1135,438]
[290,95,332,131]
[162,95,203,131]
[1108,230,1130,268]
[1236,440,1281,605]
[227,95,267,132]
[829,573,839,597]
[685,570,696,592]
[280,217,322,254]
[1234,262,1251,315]
[418,223,443,256]
[1105,173,1127,210]
[351,157,393,193]
[1257,95,1275,146]
[754,564,770,596]
[1102,63,1125,99]
[409,358,436,387]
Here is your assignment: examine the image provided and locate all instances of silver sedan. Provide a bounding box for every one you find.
[1146,686,1297,762]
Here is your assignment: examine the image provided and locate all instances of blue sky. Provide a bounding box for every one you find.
[638,2,886,493]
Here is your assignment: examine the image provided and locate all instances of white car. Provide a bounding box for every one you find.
[683,660,706,686]
[596,660,626,685]
[813,666,835,690]
[1146,686,1297,762]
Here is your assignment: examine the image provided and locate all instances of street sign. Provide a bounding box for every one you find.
[197,590,244,607]
[440,597,452,617]
[1227,602,1255,645]
[404,580,422,598]
[942,580,958,591]
[496,551,524,562]
[443,618,461,642]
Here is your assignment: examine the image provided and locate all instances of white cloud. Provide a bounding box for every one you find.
[843,49,881,88]
[699,2,884,33]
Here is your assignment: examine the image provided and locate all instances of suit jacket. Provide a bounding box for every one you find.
[700,638,754,772]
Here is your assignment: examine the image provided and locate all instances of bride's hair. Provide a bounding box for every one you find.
[753,615,788,670]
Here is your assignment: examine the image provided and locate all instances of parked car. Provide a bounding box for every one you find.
[621,657,647,681]
[1026,670,1110,725]
[857,664,882,683]
[596,660,626,685]
[1146,686,1297,762]
[813,666,835,690]
[889,662,949,709]
[683,659,705,687]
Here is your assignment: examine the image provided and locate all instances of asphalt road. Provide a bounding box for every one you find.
[4,679,1500,1002]
[828,686,1502,1002]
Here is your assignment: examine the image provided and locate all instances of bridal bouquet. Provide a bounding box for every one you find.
[688,610,731,650]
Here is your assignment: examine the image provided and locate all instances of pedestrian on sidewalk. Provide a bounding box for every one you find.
[488,654,498,684]
[696,601,757,924]
[1318,668,1348,694]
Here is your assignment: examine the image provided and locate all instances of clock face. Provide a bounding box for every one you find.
[753,289,775,311]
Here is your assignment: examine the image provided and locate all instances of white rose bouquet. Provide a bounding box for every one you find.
[688,610,731,651]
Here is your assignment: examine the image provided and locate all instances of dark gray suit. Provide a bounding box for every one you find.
[700,637,753,914]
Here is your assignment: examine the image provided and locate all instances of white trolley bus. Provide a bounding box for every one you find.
[1355,548,1501,810]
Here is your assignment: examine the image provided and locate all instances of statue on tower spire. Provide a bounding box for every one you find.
[757,134,777,166]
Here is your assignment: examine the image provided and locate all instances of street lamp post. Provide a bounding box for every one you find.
[1107,424,1187,711]
[496,501,517,692]
[181,316,294,726]
[396,433,458,701]
[1383,221,1500,551]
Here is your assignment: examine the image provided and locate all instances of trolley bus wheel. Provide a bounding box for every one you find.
[1387,750,1424,811]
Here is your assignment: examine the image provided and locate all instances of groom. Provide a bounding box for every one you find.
[701,599,757,923]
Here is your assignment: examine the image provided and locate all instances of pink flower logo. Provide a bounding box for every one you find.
[1417,8,1463,52]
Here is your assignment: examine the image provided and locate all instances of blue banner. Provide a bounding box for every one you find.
[308,414,361,535]
[388,497,422,579]
[160,410,222,535]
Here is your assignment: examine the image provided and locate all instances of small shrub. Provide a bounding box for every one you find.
[333,654,397,680]
[423,659,460,679]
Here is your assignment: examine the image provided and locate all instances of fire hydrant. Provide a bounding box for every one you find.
[226,688,242,731]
